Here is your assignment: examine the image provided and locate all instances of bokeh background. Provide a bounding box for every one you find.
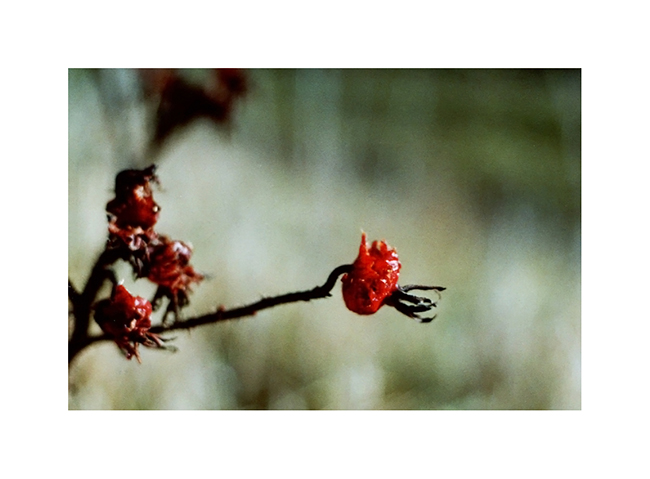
[68,68,580,409]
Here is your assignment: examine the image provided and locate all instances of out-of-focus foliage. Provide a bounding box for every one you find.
[69,68,580,409]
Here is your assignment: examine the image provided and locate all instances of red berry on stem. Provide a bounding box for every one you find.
[106,165,160,230]
[341,233,401,315]
[106,165,160,253]
[94,284,163,362]
[147,236,204,297]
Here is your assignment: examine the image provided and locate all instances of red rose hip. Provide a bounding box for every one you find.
[341,233,401,314]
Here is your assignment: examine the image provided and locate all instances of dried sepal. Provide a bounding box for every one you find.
[383,285,446,323]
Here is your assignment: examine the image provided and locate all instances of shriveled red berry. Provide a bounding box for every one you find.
[106,165,160,253]
[341,233,401,315]
[147,236,203,297]
[106,165,160,230]
[94,284,163,362]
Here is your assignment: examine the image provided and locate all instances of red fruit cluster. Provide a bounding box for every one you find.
[103,164,203,331]
[341,233,401,315]
[94,285,164,362]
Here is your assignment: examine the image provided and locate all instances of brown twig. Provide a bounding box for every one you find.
[68,263,353,365]
[152,264,353,333]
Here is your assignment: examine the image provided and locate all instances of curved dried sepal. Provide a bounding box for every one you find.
[384,285,446,323]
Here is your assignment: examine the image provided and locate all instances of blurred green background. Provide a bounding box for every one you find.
[68,69,580,409]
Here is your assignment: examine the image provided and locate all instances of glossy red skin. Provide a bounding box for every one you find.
[342,233,401,315]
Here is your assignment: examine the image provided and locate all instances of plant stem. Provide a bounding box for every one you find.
[68,248,123,364]
[68,263,353,365]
